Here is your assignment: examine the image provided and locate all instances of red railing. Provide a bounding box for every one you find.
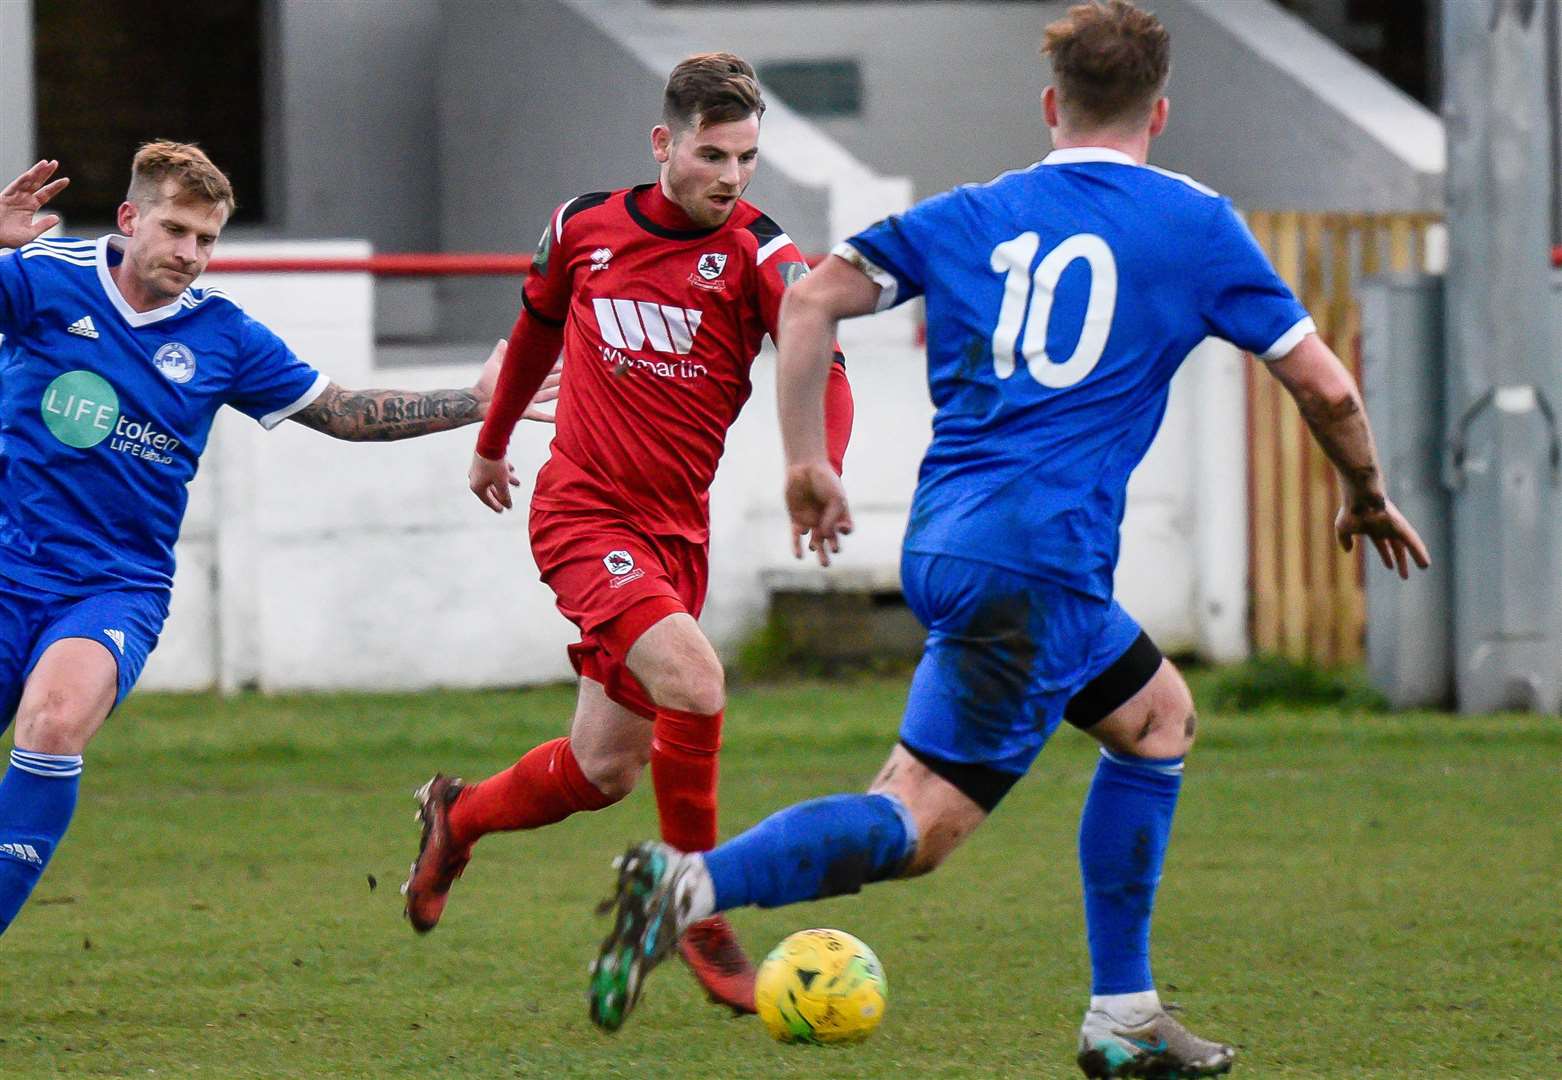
[208,253,536,276]
[210,247,1562,275]
[207,252,830,275]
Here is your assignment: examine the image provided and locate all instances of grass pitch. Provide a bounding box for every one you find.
[0,672,1556,1078]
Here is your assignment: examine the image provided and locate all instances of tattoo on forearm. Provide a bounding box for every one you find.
[1293,387,1383,501]
[294,384,483,441]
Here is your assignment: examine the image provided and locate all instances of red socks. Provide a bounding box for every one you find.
[444,708,723,854]
[650,706,724,852]
[447,737,612,848]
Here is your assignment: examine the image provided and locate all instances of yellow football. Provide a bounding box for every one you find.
[755,928,887,1045]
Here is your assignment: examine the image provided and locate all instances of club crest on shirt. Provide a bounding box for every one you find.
[152,342,197,384]
[590,247,614,271]
[696,252,728,281]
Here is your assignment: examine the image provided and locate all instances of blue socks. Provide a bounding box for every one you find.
[0,748,83,934]
[704,792,916,912]
[1078,747,1183,995]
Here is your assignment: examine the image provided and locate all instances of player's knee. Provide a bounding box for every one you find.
[1133,674,1195,758]
[654,654,726,716]
[574,743,647,803]
[14,688,97,755]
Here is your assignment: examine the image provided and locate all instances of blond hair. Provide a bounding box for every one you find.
[127,141,236,215]
[663,52,766,131]
[1042,1,1171,130]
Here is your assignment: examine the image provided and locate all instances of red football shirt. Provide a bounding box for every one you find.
[488,183,850,543]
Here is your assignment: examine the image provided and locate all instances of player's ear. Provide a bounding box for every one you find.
[116,200,139,236]
[1149,96,1170,138]
[651,124,674,164]
[1041,85,1060,130]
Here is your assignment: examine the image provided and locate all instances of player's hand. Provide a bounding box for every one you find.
[0,160,69,249]
[473,339,505,414]
[785,461,853,566]
[469,451,519,514]
[523,358,563,424]
[1335,494,1430,580]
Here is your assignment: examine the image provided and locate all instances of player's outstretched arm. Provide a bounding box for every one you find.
[776,256,881,565]
[467,307,568,513]
[0,160,70,248]
[1266,333,1431,579]
[290,339,556,443]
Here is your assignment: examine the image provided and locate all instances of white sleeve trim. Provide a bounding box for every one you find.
[259,371,330,430]
[831,241,899,311]
[756,232,792,265]
[1258,317,1316,361]
[553,196,580,242]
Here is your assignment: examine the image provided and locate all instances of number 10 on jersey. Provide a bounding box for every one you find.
[989,232,1118,389]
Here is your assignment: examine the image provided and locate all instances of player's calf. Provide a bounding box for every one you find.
[868,743,994,878]
[0,747,85,934]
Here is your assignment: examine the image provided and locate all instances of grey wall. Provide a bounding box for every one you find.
[250,0,1443,340]
[1153,0,1443,211]
[435,0,831,338]
[1554,0,1561,248]
[0,0,34,187]
[270,0,442,251]
[656,0,1444,211]
[657,1,1055,202]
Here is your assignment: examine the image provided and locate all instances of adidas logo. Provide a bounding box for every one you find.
[103,628,126,654]
[67,315,99,339]
[0,842,43,866]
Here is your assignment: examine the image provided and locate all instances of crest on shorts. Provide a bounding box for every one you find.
[603,550,635,576]
[696,252,728,281]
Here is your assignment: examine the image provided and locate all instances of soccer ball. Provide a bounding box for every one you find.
[755,928,887,1045]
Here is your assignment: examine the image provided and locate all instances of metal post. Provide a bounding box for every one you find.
[1363,275,1454,708]
[1441,0,1562,713]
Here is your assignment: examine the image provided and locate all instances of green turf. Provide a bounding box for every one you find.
[0,673,1556,1078]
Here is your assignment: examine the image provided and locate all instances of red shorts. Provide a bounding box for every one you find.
[529,506,709,720]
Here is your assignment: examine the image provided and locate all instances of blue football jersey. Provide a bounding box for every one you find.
[0,235,328,596]
[839,147,1313,600]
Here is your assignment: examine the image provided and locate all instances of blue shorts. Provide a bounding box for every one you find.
[0,577,169,729]
[898,550,1145,777]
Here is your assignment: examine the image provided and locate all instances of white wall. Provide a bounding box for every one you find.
[142,241,575,693]
[142,238,1248,693]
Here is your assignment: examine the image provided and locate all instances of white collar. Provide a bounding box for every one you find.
[1041,147,1140,167]
[96,235,188,328]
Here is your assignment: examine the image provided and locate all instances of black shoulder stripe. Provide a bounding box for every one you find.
[521,291,565,328]
[744,212,785,247]
[558,191,613,234]
[832,350,847,370]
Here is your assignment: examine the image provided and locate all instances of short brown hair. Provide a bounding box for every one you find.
[1042,1,1170,130]
[663,52,766,131]
[127,141,236,215]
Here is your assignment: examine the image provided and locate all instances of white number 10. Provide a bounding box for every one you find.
[988,231,1117,388]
